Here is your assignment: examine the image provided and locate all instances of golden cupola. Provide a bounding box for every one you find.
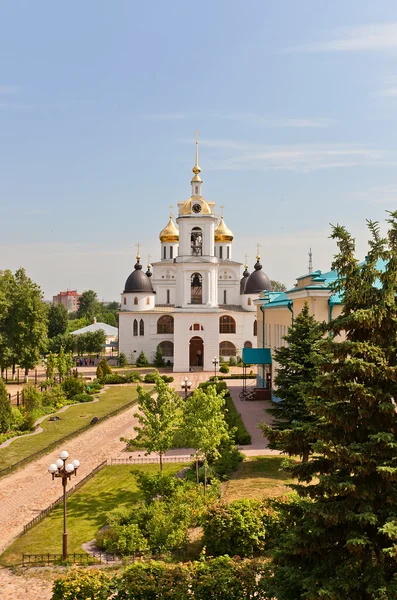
[159,213,179,243]
[215,215,234,243]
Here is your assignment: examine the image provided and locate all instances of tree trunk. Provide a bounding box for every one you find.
[159,452,163,472]
[195,456,199,485]
[302,448,309,463]
[204,463,207,496]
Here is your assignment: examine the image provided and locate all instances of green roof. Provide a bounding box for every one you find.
[242,347,272,365]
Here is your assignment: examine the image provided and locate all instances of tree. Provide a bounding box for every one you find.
[267,214,397,600]
[0,270,13,373]
[123,375,181,471]
[0,378,12,433]
[76,290,100,320]
[47,332,75,354]
[181,385,230,491]
[47,304,68,338]
[136,351,149,367]
[260,302,323,463]
[270,280,287,292]
[56,346,73,381]
[85,329,106,354]
[153,345,165,368]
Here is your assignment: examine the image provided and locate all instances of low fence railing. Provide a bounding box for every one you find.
[22,546,187,566]
[110,455,191,465]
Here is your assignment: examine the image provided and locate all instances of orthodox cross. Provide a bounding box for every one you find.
[136,242,141,258]
[195,130,199,143]
[169,204,173,217]
[220,204,224,217]
[244,254,248,267]
[256,242,261,260]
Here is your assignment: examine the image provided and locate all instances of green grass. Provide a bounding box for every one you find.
[223,456,297,502]
[1,463,186,566]
[0,385,142,472]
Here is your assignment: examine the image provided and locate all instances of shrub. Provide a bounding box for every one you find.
[124,371,143,383]
[103,373,126,384]
[209,374,256,380]
[161,375,174,383]
[134,471,184,504]
[219,364,230,374]
[97,359,112,379]
[223,393,252,445]
[96,364,104,380]
[101,523,149,556]
[209,439,244,478]
[11,406,24,429]
[22,384,42,413]
[118,352,128,367]
[42,384,67,408]
[198,380,227,393]
[136,351,149,367]
[51,569,113,600]
[74,393,93,403]
[153,346,165,368]
[202,499,267,557]
[143,371,159,383]
[61,376,86,399]
[228,356,237,366]
[116,562,190,600]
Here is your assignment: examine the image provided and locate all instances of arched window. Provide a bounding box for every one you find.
[219,315,236,334]
[248,298,252,306]
[139,319,144,336]
[133,319,138,336]
[158,341,174,357]
[157,315,174,334]
[123,297,126,305]
[191,227,203,256]
[219,341,236,358]
[191,272,202,304]
[244,341,253,348]
[253,319,257,336]
[189,323,204,331]
[134,297,138,305]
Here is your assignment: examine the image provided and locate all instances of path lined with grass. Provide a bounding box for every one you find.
[0,385,143,554]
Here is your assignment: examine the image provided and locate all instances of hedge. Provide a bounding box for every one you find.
[209,374,256,381]
[224,393,252,445]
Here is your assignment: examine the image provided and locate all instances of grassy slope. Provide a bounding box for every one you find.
[1,463,185,566]
[0,385,142,471]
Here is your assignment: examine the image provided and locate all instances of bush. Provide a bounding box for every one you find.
[160,375,174,383]
[62,376,86,399]
[143,371,159,383]
[209,439,244,478]
[153,346,165,368]
[134,471,185,504]
[219,364,230,374]
[118,352,128,367]
[198,380,228,393]
[97,359,111,379]
[96,364,103,380]
[224,393,252,445]
[22,384,42,413]
[42,384,67,408]
[51,569,114,600]
[73,393,93,403]
[209,374,256,380]
[202,499,267,557]
[135,351,149,367]
[100,523,149,556]
[11,406,24,429]
[228,356,237,366]
[124,371,143,383]
[102,373,127,384]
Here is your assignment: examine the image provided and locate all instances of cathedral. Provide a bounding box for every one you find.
[118,138,272,372]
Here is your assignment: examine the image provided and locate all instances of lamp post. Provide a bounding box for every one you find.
[212,357,219,378]
[48,450,80,560]
[180,376,192,399]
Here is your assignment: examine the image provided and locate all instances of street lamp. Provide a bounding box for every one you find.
[180,376,192,399]
[48,450,80,560]
[212,357,219,378]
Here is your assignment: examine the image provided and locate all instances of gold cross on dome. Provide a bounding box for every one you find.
[256,242,261,260]
[169,204,173,217]
[147,254,151,267]
[195,130,199,143]
[136,242,141,258]
[244,254,248,266]
[220,204,224,217]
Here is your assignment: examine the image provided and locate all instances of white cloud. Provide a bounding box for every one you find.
[287,23,397,53]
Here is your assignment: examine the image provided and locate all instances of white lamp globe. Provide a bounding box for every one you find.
[188,381,192,387]
[65,463,75,473]
[59,450,69,460]
[55,459,63,469]
[72,459,80,469]
[48,464,57,474]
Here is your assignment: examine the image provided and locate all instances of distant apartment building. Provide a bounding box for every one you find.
[53,290,81,313]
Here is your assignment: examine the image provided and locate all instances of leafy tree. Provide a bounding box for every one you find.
[47,332,75,354]
[0,378,12,433]
[135,350,149,367]
[123,375,181,471]
[46,352,57,380]
[181,385,230,491]
[56,346,73,381]
[153,345,165,368]
[270,279,287,292]
[260,302,323,463]
[47,303,68,338]
[76,290,100,320]
[0,270,13,373]
[84,330,106,354]
[267,214,397,600]
[67,316,90,332]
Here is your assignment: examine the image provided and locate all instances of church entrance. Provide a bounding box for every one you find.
[189,336,204,370]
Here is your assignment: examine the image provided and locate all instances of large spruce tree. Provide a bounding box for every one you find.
[267,214,397,600]
[260,302,323,462]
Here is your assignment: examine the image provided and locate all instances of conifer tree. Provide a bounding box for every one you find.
[260,303,323,462]
[267,214,397,600]
[0,378,12,433]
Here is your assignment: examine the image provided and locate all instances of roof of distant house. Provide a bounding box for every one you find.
[70,321,118,337]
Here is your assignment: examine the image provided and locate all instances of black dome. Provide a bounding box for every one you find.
[124,259,154,293]
[240,266,250,294]
[244,260,272,294]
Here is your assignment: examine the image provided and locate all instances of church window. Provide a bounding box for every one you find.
[163,247,167,259]
[223,290,227,304]
[134,297,138,305]
[227,246,230,259]
[191,272,202,304]
[219,315,236,334]
[195,185,198,194]
[146,297,150,305]
[170,246,173,259]
[219,246,223,259]
[253,320,257,336]
[166,289,170,304]
[248,298,252,306]
[157,315,174,334]
[190,323,203,331]
[158,341,174,357]
[133,319,138,336]
[191,227,203,256]
[219,341,236,358]
[123,297,126,305]
[244,341,253,348]
[139,319,144,336]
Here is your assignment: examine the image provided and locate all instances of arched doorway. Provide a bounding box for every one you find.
[189,336,204,369]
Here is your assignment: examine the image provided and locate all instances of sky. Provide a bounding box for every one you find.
[1,1,397,300]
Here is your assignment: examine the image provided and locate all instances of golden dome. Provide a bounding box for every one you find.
[215,216,234,243]
[179,196,212,216]
[159,215,179,243]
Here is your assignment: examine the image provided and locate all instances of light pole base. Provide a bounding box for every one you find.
[63,532,68,560]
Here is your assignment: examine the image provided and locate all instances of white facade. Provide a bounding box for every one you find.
[119,145,258,372]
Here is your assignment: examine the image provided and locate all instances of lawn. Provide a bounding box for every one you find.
[0,385,142,472]
[1,463,186,566]
[223,456,297,502]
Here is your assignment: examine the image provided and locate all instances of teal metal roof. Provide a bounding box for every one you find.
[242,347,272,365]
